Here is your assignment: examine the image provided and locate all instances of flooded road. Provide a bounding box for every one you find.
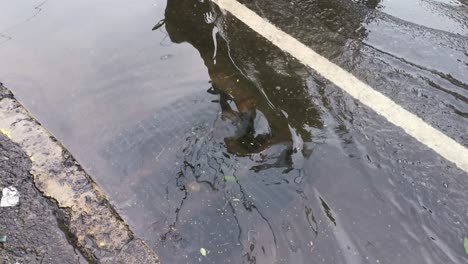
[1,0,468,263]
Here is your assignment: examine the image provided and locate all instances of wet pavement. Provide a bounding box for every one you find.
[1,0,468,263]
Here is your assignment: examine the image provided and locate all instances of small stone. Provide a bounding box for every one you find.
[188,181,201,192]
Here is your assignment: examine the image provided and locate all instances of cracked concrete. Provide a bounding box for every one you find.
[0,84,160,263]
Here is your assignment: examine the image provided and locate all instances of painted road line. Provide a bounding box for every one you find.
[213,0,468,173]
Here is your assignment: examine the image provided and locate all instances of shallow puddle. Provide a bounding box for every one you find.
[1,0,467,263]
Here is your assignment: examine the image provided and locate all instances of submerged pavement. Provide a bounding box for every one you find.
[1,0,468,263]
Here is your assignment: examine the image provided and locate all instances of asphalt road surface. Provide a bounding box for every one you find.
[1,0,467,263]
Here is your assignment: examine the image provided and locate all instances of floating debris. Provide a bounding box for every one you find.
[200,247,207,257]
[464,237,468,255]
[1,186,20,207]
[223,176,237,183]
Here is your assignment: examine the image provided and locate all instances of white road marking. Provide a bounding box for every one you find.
[213,0,468,173]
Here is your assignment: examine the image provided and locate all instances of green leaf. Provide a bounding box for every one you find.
[200,247,207,257]
[464,237,468,255]
[223,175,237,183]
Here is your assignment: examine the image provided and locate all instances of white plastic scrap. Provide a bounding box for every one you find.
[0,186,20,207]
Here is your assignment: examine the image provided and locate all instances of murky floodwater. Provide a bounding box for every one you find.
[1,0,467,263]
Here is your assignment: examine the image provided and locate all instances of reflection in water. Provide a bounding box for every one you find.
[144,0,378,263]
[147,1,325,262]
[1,0,468,262]
[162,0,322,164]
[98,0,468,263]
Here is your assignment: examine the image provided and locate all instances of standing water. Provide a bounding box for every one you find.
[0,0,467,263]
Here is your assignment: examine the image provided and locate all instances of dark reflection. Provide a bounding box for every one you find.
[159,0,322,165]
[241,0,382,62]
[155,0,387,166]
[143,0,383,263]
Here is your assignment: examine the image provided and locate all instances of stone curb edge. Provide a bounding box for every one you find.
[0,83,160,264]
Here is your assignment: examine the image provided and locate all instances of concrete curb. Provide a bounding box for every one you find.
[0,84,159,263]
[1,133,85,263]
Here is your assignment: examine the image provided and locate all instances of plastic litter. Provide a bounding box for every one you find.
[0,235,6,243]
[0,186,20,207]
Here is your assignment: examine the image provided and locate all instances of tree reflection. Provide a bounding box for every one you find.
[158,0,326,171]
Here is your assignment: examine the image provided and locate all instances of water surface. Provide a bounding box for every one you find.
[1,0,467,263]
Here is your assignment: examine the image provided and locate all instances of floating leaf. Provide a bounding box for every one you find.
[224,176,237,183]
[200,247,207,257]
[464,237,468,255]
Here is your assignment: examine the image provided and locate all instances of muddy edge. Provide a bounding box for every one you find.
[0,83,160,264]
